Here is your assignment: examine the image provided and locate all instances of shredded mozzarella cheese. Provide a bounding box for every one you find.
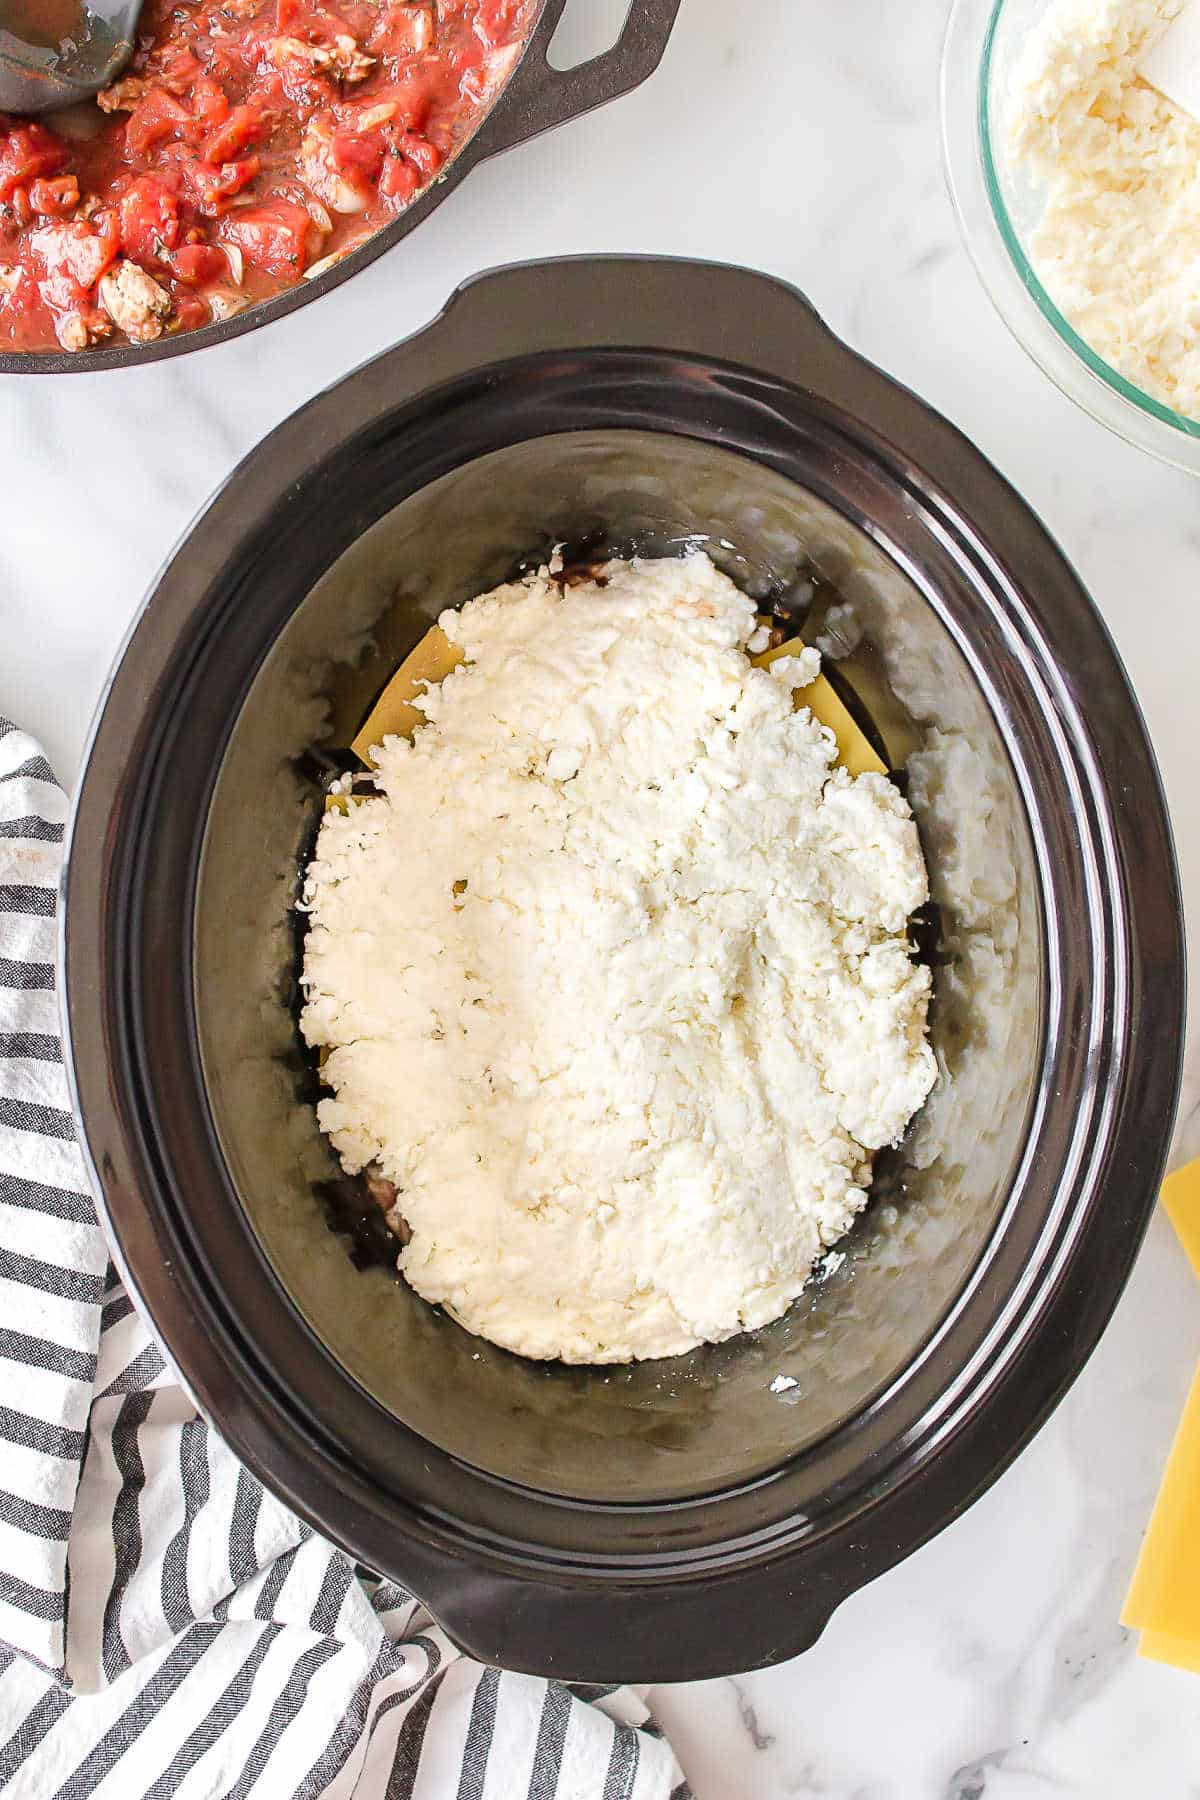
[299,553,936,1364]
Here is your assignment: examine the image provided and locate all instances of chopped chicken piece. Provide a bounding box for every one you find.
[97,75,148,113]
[75,194,104,222]
[266,34,313,67]
[267,33,375,83]
[56,308,111,351]
[98,259,172,342]
[329,33,376,81]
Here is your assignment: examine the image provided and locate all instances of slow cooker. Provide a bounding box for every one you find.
[62,256,1184,1682]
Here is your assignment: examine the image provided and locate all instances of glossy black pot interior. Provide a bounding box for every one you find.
[2,0,682,373]
[63,258,1185,1681]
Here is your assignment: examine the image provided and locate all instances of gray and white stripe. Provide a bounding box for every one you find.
[0,719,687,1800]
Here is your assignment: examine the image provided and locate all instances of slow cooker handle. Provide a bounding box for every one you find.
[386,1551,846,1686]
[477,0,684,159]
[383,257,928,447]
[369,256,954,492]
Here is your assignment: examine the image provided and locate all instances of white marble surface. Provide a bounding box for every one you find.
[4,1,1200,1794]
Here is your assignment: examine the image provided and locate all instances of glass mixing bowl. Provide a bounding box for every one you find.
[941,0,1200,474]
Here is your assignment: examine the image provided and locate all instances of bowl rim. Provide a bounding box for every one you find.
[59,256,1187,1680]
[941,0,1200,474]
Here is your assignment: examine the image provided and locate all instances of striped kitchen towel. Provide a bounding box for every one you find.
[0,719,687,1800]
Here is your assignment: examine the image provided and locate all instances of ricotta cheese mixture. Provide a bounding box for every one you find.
[299,552,936,1364]
[1008,0,1200,417]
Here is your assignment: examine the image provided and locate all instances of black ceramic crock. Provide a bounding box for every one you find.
[62,256,1185,1682]
[1,0,681,374]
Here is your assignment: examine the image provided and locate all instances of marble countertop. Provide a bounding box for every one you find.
[5,1,1200,1793]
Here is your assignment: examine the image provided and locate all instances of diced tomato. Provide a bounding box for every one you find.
[378,152,419,203]
[0,122,69,203]
[474,0,526,47]
[91,205,121,247]
[220,153,261,195]
[118,175,181,266]
[189,77,231,131]
[331,130,384,177]
[173,292,210,331]
[28,175,80,217]
[370,3,434,56]
[126,89,193,157]
[381,74,432,132]
[378,127,441,201]
[271,0,343,33]
[29,217,119,291]
[221,200,313,275]
[170,241,228,285]
[183,154,260,214]
[202,103,264,164]
[394,130,441,178]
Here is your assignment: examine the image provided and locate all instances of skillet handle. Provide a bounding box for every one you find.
[476,0,683,159]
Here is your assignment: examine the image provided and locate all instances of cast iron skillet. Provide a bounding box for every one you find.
[61,257,1185,1681]
[0,0,682,373]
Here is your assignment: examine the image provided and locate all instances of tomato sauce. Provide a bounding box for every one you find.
[0,0,533,353]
